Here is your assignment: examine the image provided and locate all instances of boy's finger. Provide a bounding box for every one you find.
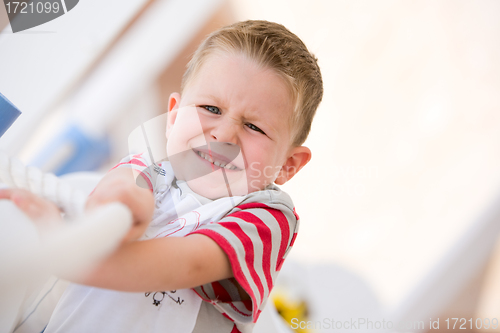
[11,190,33,208]
[0,188,14,199]
[0,189,32,205]
[0,188,35,199]
[0,189,37,218]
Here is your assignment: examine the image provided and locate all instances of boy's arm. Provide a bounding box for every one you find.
[82,166,233,291]
[81,234,233,292]
[0,167,232,292]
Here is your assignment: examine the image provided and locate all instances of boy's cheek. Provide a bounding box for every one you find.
[248,161,262,178]
[263,165,282,180]
[167,106,206,155]
[247,163,282,186]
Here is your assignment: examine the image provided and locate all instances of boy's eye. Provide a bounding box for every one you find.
[246,123,266,135]
[202,105,221,115]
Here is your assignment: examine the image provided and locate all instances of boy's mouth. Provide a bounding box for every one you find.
[195,149,239,171]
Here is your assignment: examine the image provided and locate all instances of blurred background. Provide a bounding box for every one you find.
[1,0,499,332]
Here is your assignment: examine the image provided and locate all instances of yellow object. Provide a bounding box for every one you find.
[272,290,310,333]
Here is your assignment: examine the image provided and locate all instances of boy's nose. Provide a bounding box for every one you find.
[209,120,239,145]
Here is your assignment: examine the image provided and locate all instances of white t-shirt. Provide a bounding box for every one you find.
[44,154,299,333]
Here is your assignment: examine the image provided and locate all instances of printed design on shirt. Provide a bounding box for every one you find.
[154,211,201,238]
[153,163,166,176]
[145,290,184,307]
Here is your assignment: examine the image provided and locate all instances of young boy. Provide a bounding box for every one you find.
[3,20,323,332]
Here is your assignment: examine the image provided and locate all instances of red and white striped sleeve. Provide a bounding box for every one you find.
[189,196,299,325]
[110,153,154,191]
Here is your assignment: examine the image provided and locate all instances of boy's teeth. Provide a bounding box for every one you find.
[197,151,237,170]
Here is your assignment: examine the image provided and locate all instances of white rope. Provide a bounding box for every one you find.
[0,151,134,333]
[0,151,87,217]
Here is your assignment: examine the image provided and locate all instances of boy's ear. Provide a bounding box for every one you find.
[274,146,311,185]
[166,92,181,138]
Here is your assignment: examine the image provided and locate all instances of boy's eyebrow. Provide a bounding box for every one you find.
[201,93,281,139]
[204,94,227,109]
[204,93,259,120]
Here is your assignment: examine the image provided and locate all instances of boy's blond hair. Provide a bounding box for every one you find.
[181,20,323,147]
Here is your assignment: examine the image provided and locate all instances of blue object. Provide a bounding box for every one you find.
[0,92,21,138]
[31,123,111,176]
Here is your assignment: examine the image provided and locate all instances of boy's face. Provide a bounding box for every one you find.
[166,53,310,199]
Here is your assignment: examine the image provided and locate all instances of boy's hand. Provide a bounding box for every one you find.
[0,188,63,229]
[78,170,235,293]
[85,168,155,243]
